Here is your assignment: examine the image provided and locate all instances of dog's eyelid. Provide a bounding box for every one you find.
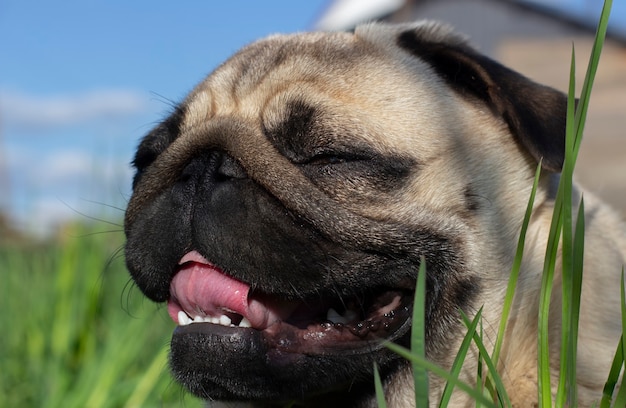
[303,150,370,166]
[306,153,347,166]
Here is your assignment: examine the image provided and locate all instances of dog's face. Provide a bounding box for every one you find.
[125,22,567,405]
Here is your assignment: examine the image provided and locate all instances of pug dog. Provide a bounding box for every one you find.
[124,21,625,407]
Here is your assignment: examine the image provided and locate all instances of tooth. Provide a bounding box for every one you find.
[219,315,232,326]
[327,308,341,322]
[209,316,220,324]
[239,317,252,328]
[326,308,348,324]
[178,311,192,326]
[197,315,215,324]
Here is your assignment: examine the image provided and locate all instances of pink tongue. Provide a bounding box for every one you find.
[167,251,295,329]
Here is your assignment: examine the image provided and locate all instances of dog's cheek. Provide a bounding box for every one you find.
[125,193,192,302]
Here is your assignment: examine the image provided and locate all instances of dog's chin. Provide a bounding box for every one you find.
[166,252,414,402]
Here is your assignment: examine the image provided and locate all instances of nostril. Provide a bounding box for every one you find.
[217,154,247,180]
[179,155,210,183]
[177,150,247,184]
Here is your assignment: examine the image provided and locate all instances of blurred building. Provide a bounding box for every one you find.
[316,0,626,215]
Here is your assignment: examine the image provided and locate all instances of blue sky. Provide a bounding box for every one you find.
[0,1,329,235]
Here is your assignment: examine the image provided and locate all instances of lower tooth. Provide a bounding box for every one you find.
[179,312,251,328]
[327,308,358,324]
[327,308,348,324]
[239,317,252,328]
[178,311,192,326]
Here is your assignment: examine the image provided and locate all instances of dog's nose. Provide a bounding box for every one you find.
[171,151,248,205]
[215,153,247,180]
[179,150,247,184]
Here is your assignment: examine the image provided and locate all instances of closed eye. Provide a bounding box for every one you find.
[306,154,347,166]
[303,151,370,166]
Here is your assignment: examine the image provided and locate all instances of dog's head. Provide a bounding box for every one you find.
[125,21,567,405]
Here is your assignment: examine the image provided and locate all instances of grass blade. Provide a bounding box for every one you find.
[615,269,626,406]
[537,195,562,408]
[124,344,171,408]
[567,197,585,404]
[565,1,611,405]
[374,363,388,408]
[555,44,578,407]
[439,308,483,407]
[461,313,511,407]
[573,0,612,148]
[385,342,497,408]
[599,336,624,408]
[492,161,541,365]
[412,259,429,406]
[541,2,611,405]
[603,271,626,407]
[610,360,626,407]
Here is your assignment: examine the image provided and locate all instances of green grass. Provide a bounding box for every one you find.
[0,223,203,408]
[376,0,624,407]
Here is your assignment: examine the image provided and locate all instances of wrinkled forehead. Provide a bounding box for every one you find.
[179,30,447,140]
[198,31,366,99]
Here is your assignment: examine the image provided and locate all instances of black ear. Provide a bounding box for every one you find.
[397,27,567,172]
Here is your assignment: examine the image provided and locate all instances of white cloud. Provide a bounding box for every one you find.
[3,146,132,237]
[28,197,81,235]
[0,88,149,129]
[39,150,94,184]
[0,88,152,236]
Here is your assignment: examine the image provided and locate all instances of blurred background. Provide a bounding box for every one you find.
[1,0,624,406]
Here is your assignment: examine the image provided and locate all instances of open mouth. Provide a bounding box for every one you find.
[167,251,413,355]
